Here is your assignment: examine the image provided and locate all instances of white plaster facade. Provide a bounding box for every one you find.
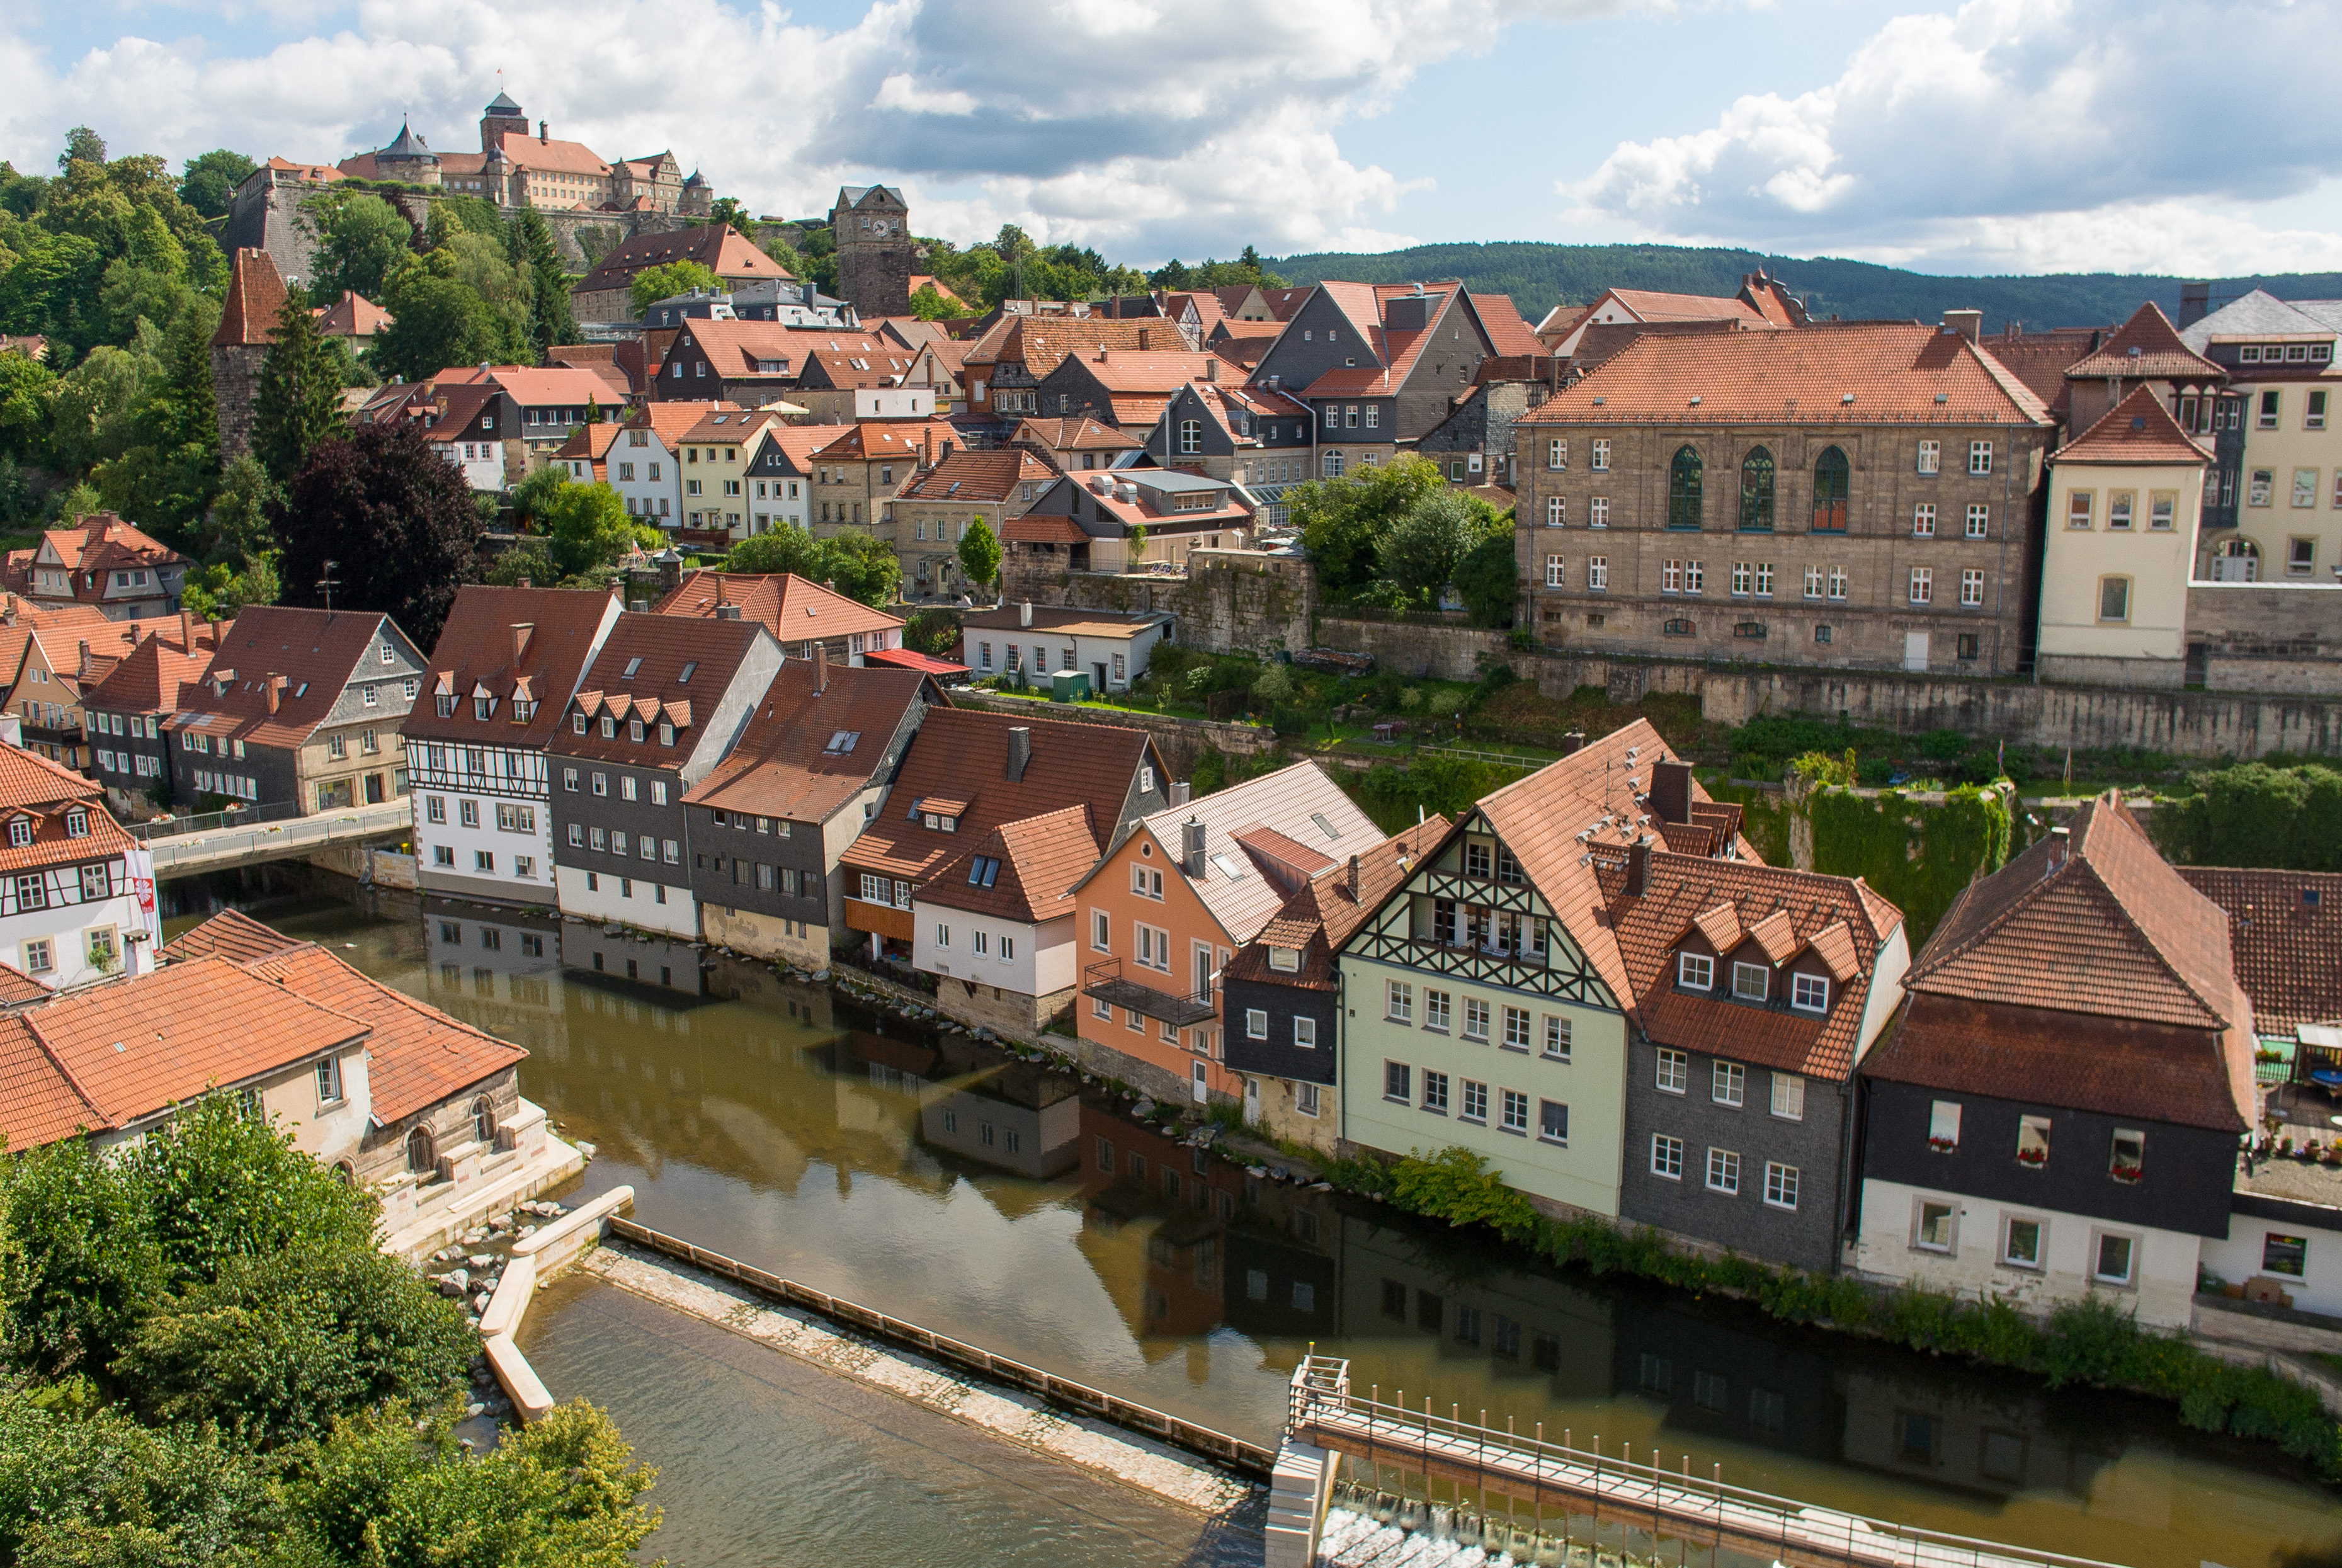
[1851,1175,2202,1330]
[0,852,156,992]
[553,863,698,939]
[2200,1208,2342,1317]
[914,903,1076,999]
[412,757,558,904]
[2038,456,2206,685]
[610,428,684,525]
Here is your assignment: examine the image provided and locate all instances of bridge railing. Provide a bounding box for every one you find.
[142,802,412,874]
[1286,1356,2125,1568]
[129,800,304,840]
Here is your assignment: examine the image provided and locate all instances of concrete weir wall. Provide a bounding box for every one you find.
[480,1185,637,1423]
[1313,617,2342,760]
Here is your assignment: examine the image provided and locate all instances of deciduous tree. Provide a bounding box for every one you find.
[278,421,486,647]
[629,260,721,319]
[955,516,1001,596]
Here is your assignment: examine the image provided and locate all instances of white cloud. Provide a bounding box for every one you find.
[1562,0,2342,272]
[0,0,1636,261]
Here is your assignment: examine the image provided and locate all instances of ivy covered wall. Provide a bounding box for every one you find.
[1800,784,2015,946]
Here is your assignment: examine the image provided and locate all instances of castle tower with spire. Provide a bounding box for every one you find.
[480,90,528,153]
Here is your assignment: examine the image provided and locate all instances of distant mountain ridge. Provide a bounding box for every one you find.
[1266,242,2342,334]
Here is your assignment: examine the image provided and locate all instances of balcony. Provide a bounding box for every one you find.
[1083,958,1217,1028]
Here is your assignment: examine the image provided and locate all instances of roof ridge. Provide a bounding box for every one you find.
[16,1008,111,1130]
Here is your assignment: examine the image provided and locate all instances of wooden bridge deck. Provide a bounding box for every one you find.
[1285,1358,2124,1568]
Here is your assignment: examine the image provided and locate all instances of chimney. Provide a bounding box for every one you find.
[815,642,829,693]
[1183,818,1207,878]
[1018,601,1033,628]
[1559,730,1586,757]
[1205,359,1218,382]
[208,617,224,646]
[511,622,533,664]
[1625,837,1652,897]
[1169,780,1191,807]
[659,551,683,594]
[1649,758,1694,826]
[266,674,286,715]
[1005,726,1031,782]
[76,640,88,678]
[179,608,194,651]
[1137,329,1151,351]
[538,120,549,143]
[1346,853,1360,901]
[516,577,531,589]
[2179,282,2212,329]
[2048,824,2071,869]
[715,603,742,620]
[1943,309,1982,344]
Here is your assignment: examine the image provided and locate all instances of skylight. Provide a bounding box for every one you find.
[678,661,697,684]
[824,730,860,754]
[622,656,643,678]
[1210,852,1246,880]
[1310,812,1341,840]
[967,855,1001,888]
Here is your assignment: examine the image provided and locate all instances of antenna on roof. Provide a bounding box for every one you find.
[317,560,341,620]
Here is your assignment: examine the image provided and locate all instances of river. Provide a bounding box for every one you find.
[213,883,2342,1568]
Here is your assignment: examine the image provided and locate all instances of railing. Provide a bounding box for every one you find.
[1285,1356,2125,1568]
[142,801,412,875]
[608,1217,1275,1476]
[129,799,304,840]
[1416,744,1545,772]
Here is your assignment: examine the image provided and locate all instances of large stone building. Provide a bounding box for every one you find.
[831,186,915,321]
[211,249,290,463]
[1513,319,2058,676]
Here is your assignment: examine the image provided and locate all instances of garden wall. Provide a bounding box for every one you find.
[1004,552,1316,657]
[948,693,1277,778]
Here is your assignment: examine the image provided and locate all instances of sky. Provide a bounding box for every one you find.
[6,0,2341,280]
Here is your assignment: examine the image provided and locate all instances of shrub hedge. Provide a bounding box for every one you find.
[1321,1145,2342,1478]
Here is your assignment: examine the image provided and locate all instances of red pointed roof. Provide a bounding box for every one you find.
[2050,385,2213,466]
[213,249,290,349]
[2066,302,2226,383]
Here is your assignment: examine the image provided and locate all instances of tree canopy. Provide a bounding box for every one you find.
[630,260,721,317]
[1292,455,1446,598]
[956,516,1002,594]
[278,421,487,647]
[723,526,902,608]
[177,149,258,220]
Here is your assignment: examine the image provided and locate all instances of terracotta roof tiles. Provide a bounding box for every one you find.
[2176,867,2342,1036]
[653,571,902,647]
[682,661,933,825]
[405,586,618,748]
[2051,385,2213,466]
[2066,302,2227,383]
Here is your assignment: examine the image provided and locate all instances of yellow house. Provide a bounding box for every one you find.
[2038,387,2210,688]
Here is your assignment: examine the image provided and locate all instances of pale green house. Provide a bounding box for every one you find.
[1336,720,1751,1219]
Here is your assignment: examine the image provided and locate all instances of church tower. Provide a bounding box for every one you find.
[829,186,914,319]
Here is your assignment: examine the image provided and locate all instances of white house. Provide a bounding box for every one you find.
[956,603,1174,694]
[0,743,156,991]
[407,586,623,907]
[610,402,736,528]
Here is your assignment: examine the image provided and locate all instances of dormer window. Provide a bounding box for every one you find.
[600,717,617,738]
[629,720,645,742]
[967,855,1001,888]
[1731,962,1768,1001]
[474,696,496,720]
[1791,973,1829,1012]
[6,819,28,848]
[658,723,675,747]
[64,810,87,839]
[1268,946,1300,973]
[572,712,587,734]
[438,695,457,718]
[514,700,536,722]
[1677,953,1713,990]
[924,812,957,832]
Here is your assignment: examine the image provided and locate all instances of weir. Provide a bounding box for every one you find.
[1273,1355,2131,1568]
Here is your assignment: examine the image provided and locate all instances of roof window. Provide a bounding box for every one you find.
[678,661,697,684]
[824,730,860,754]
[622,656,643,678]
[1310,812,1341,840]
[1210,852,1246,880]
[967,855,1001,888]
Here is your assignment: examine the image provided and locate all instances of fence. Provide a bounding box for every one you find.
[1286,1355,2124,1568]
[1414,744,1545,773]
[129,799,303,840]
[608,1218,1275,1477]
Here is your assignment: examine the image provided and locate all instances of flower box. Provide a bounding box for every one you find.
[2016,1148,2049,1167]
[1926,1137,1958,1154]
[2110,1162,2144,1184]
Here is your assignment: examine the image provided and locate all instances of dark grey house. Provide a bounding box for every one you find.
[683,654,940,969]
[547,610,783,939]
[1611,767,1911,1274]
[1222,817,1448,1151]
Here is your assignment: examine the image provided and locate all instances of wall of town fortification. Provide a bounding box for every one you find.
[1001,550,1316,659]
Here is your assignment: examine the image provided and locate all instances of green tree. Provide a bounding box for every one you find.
[956,516,1002,596]
[0,353,55,462]
[0,1391,279,1563]
[57,130,106,173]
[178,555,281,621]
[902,608,960,655]
[724,525,827,577]
[1125,520,1147,563]
[113,1244,470,1451]
[704,196,758,239]
[506,208,576,358]
[127,1094,376,1292]
[177,150,258,221]
[277,421,487,647]
[47,344,149,475]
[0,232,108,364]
[1382,486,1481,602]
[1452,531,1518,628]
[92,295,221,542]
[3,1139,163,1383]
[822,531,902,608]
[509,463,569,533]
[629,259,722,318]
[908,283,966,321]
[543,480,642,581]
[373,235,531,382]
[1292,454,1443,596]
[305,191,413,306]
[252,294,348,485]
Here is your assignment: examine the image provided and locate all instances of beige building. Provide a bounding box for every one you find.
[2181,290,2342,584]
[1514,319,2055,675]
[2038,389,2211,687]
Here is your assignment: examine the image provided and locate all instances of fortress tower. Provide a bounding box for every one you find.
[830,186,914,320]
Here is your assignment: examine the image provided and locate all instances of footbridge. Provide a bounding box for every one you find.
[135,801,412,879]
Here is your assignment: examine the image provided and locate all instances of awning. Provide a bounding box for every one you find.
[865,647,970,677]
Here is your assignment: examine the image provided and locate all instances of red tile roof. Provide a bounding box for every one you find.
[2050,385,2213,465]
[1602,288,1766,326]
[165,606,404,752]
[2174,867,2342,1036]
[1002,513,1090,545]
[894,448,1056,504]
[921,802,1100,923]
[315,291,392,338]
[839,707,1156,887]
[407,586,618,748]
[807,419,960,465]
[666,321,887,384]
[654,571,901,647]
[620,400,741,450]
[1466,293,1543,357]
[213,249,290,348]
[556,611,771,765]
[2066,302,2227,383]
[1009,416,1142,452]
[1518,322,2055,429]
[79,629,221,717]
[865,647,968,677]
[0,744,132,877]
[683,661,932,824]
[575,227,792,296]
[1225,818,1450,992]
[161,907,300,965]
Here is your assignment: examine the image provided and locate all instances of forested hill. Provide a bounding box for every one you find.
[1267,242,2342,333]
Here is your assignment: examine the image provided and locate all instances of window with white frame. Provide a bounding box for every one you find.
[1459,1079,1487,1123]
[1386,979,1413,1021]
[1503,1006,1530,1050]
[1656,1048,1688,1093]
[1591,440,1609,471]
[1587,556,1607,591]
[1913,503,1936,538]
[1294,1016,1317,1048]
[1548,438,1566,470]
[1712,1060,1746,1106]
[1828,566,1847,600]
[1764,1161,1799,1209]
[1960,569,1984,607]
[1707,1147,1741,1194]
[1542,1014,1571,1060]
[1771,1072,1805,1120]
[1246,1009,1268,1039]
[1502,1089,1529,1133]
[1463,997,1489,1040]
[1917,440,1940,474]
[1678,952,1713,989]
[1651,1133,1684,1178]
[1546,496,1564,526]
[1545,555,1565,588]
[1792,972,1829,1011]
[1731,961,1767,1001]
[1909,566,1933,605]
[1424,989,1451,1030]
[1968,440,1992,475]
[1589,497,1609,528]
[1965,503,1989,539]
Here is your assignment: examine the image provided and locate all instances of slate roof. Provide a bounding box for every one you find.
[654,571,902,647]
[2180,290,2342,353]
[838,707,1155,887]
[2175,867,2342,1036]
[2066,302,2227,383]
[683,661,931,824]
[1100,761,1378,948]
[165,606,402,752]
[1520,322,2055,429]
[2051,385,2213,466]
[406,586,617,748]
[1224,817,1450,992]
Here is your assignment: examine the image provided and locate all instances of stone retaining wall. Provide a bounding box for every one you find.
[996,550,1316,657]
[949,693,1276,776]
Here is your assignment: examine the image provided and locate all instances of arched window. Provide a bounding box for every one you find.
[1812,446,1850,531]
[472,1096,497,1145]
[1739,447,1775,532]
[1322,450,1345,479]
[1668,446,1703,530]
[406,1125,436,1174]
[331,1161,356,1187]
